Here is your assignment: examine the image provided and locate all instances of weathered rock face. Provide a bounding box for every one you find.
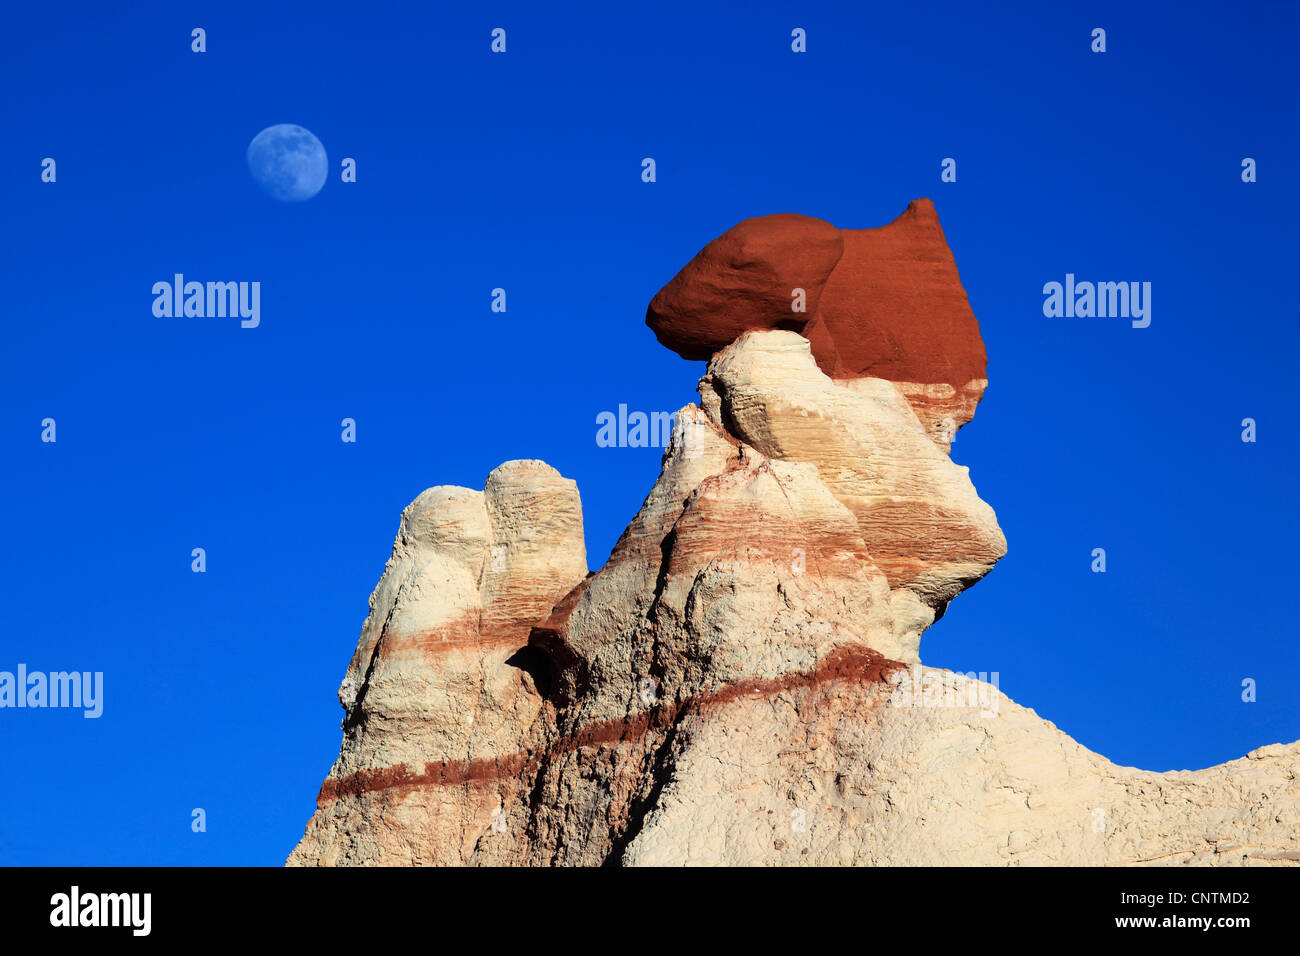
[614,665,1300,866]
[813,199,986,383]
[290,208,1300,867]
[701,331,1005,643]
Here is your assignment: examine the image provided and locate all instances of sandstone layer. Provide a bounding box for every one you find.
[290,205,1299,867]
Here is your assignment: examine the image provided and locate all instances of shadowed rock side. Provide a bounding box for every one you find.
[290,207,1300,866]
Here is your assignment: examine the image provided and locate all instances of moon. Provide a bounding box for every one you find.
[246,124,328,202]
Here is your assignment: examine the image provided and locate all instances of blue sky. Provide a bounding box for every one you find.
[1,0,1296,864]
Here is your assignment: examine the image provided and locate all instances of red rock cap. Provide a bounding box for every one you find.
[645,213,844,361]
[646,199,988,390]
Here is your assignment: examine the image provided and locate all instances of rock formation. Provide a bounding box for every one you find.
[289,200,1300,867]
